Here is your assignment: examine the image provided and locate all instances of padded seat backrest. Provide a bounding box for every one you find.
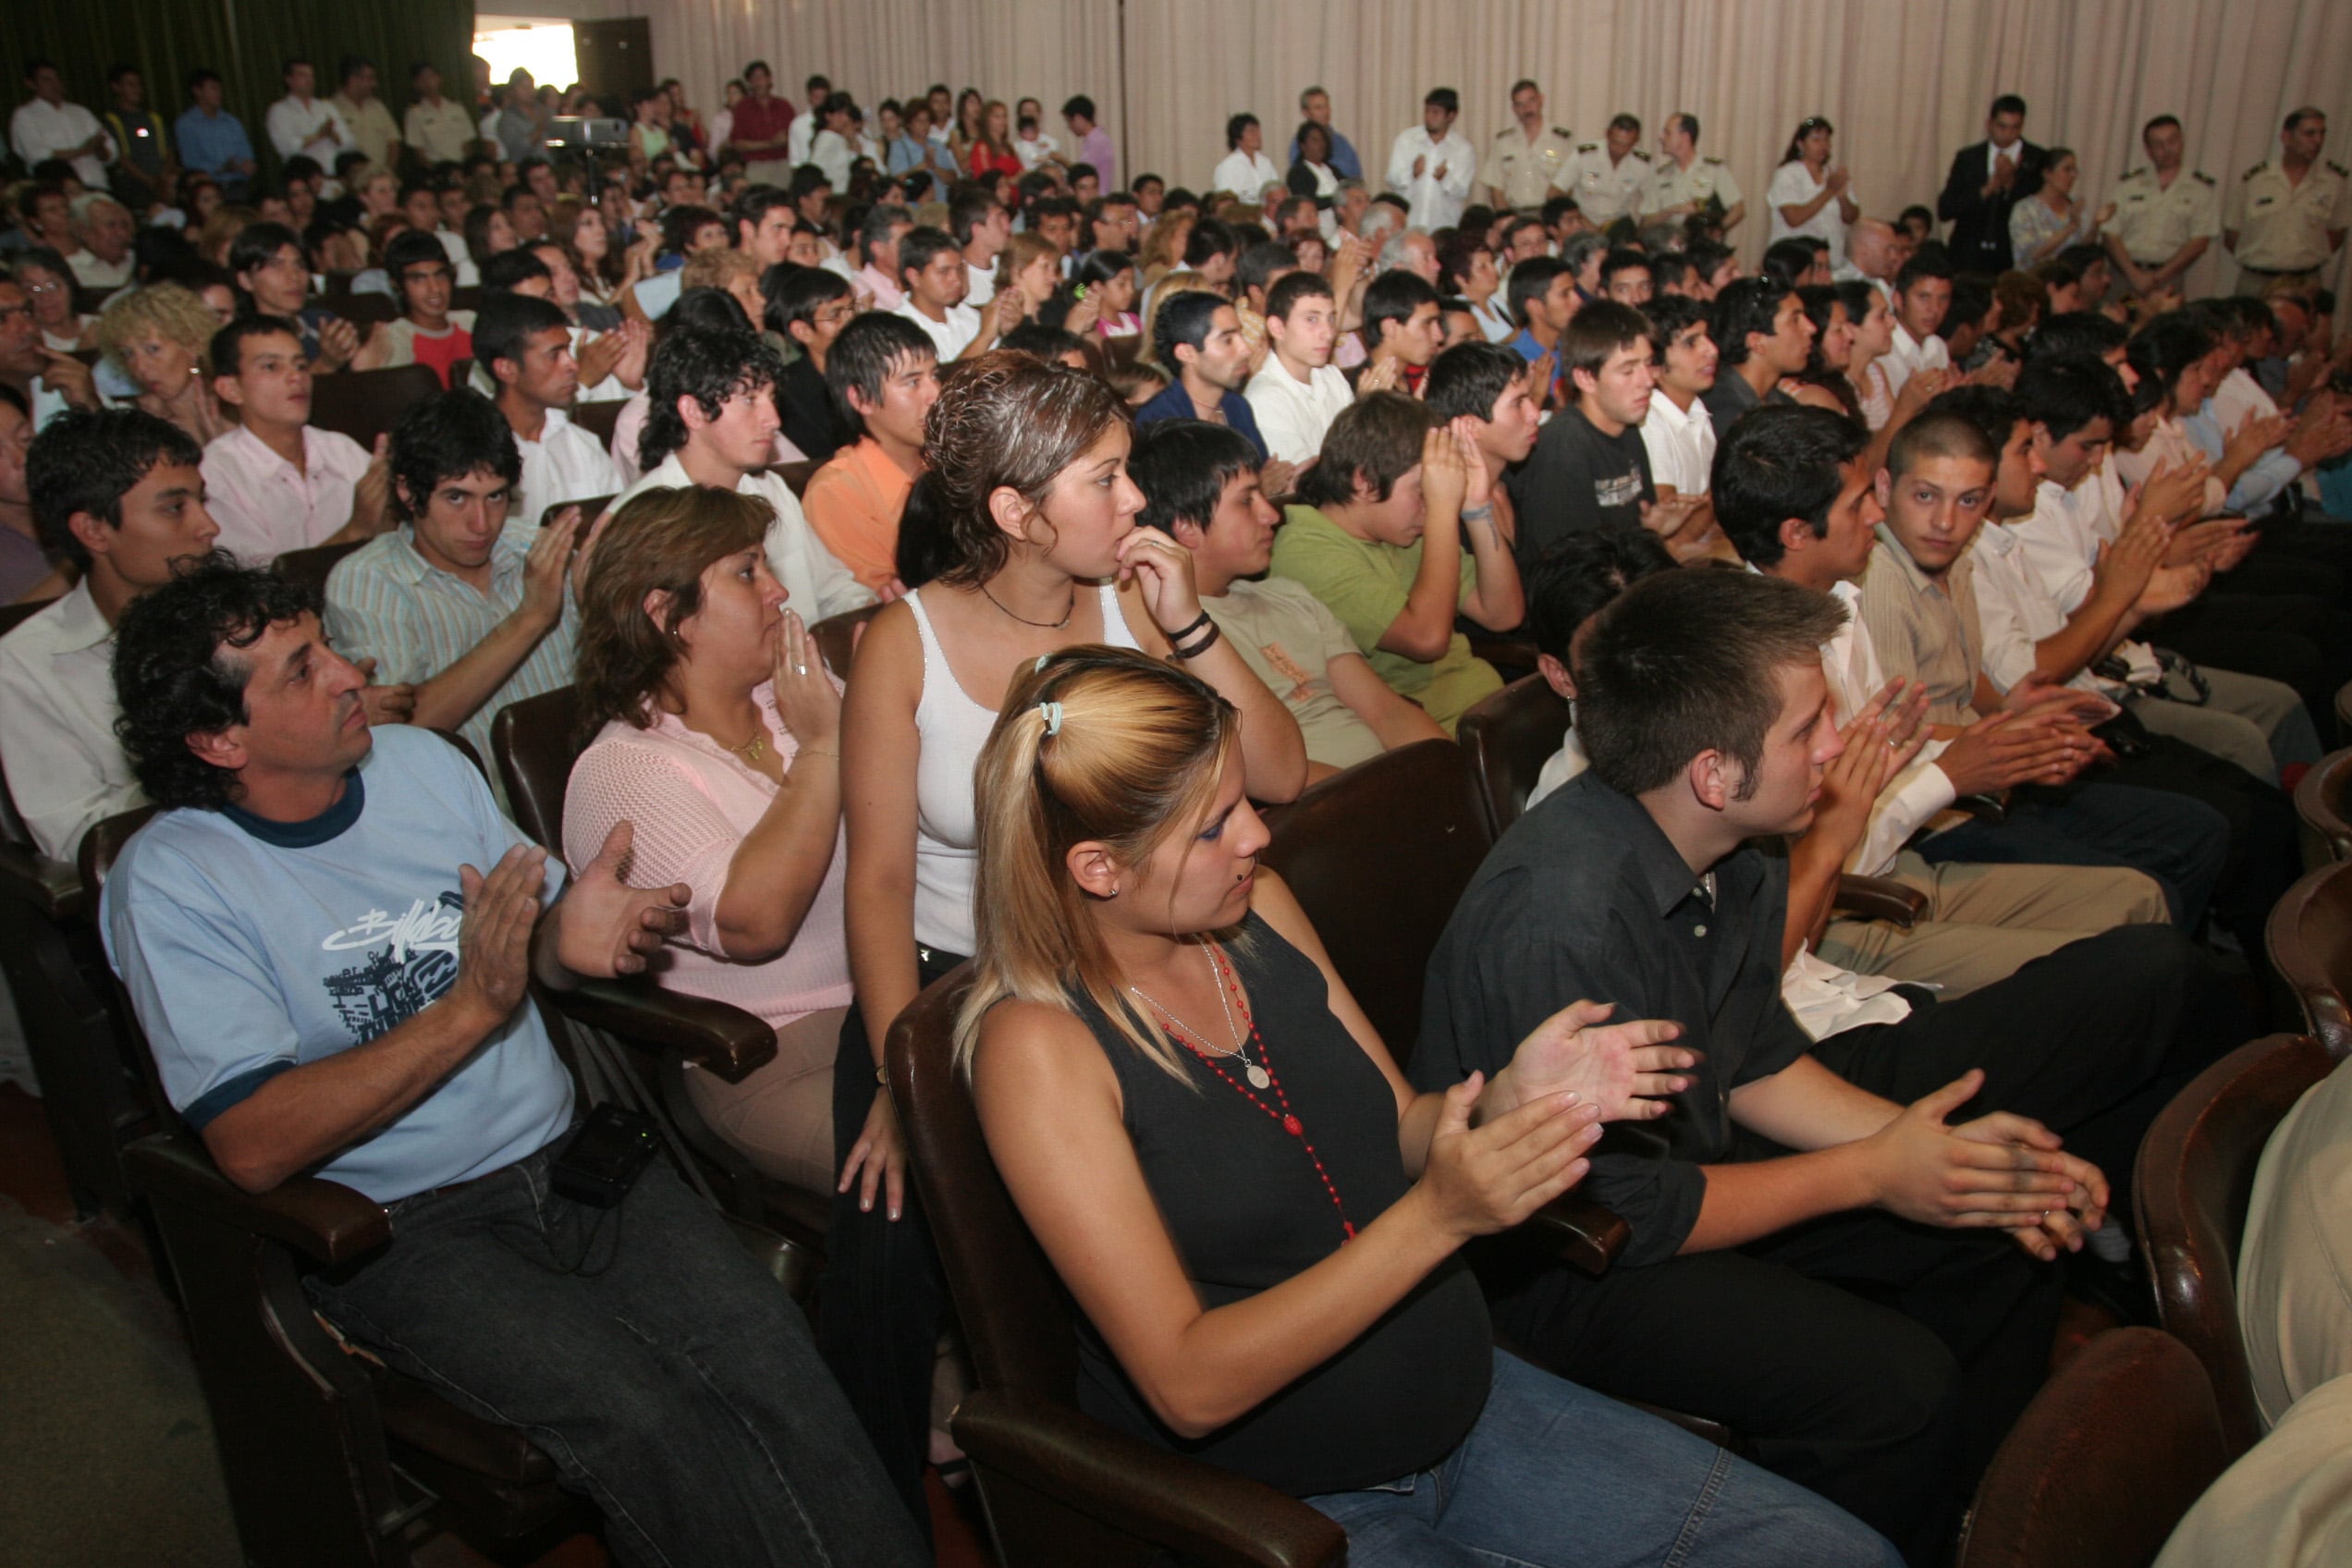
[273,539,366,602]
[572,398,627,447]
[811,605,882,680]
[2135,1032,2336,1459]
[774,459,817,498]
[490,686,591,852]
[2293,748,2352,865]
[1260,740,1491,1068]
[1955,1327,2228,1568]
[541,496,615,532]
[308,363,440,449]
[1456,674,1571,840]
[2266,861,2352,1060]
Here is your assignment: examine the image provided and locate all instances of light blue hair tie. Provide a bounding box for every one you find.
[1038,701,1064,736]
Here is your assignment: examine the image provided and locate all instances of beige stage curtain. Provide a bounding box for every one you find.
[635,0,2352,293]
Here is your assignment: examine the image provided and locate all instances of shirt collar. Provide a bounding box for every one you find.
[1870,526,1945,595]
[222,766,365,847]
[1573,772,1726,917]
[52,579,114,655]
[385,525,530,586]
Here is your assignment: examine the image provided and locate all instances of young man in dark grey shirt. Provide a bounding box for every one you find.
[1508,300,1654,568]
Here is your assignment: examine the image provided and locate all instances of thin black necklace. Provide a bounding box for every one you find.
[980,581,1075,630]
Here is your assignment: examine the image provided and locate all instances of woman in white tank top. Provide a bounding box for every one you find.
[819,352,1306,1508]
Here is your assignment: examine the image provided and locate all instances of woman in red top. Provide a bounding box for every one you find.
[968,100,1021,179]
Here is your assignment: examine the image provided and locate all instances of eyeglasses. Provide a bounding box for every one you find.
[21,277,65,297]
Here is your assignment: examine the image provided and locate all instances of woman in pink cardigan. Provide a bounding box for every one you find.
[564,484,850,1194]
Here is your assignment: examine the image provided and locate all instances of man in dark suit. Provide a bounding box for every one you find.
[1937,94,2047,272]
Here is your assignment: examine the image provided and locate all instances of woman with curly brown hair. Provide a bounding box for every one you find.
[565,484,850,1194]
[827,349,1305,1517]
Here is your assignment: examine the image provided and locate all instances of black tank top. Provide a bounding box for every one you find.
[1068,913,1492,1496]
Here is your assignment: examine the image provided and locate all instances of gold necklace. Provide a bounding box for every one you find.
[724,721,768,764]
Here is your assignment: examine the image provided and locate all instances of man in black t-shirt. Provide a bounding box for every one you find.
[1510,300,1656,567]
[769,264,855,463]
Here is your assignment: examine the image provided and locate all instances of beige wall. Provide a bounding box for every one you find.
[617,0,2352,293]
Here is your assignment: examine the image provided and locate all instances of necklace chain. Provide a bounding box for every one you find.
[980,582,1075,630]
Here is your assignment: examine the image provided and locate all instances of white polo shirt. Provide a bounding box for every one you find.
[611,452,874,622]
[201,423,373,565]
[1243,358,1354,465]
[890,299,979,363]
[1880,323,1950,400]
[511,408,624,528]
[1639,387,1717,496]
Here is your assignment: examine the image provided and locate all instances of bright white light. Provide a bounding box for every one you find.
[473,19,580,93]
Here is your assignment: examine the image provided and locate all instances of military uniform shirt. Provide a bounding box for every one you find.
[1640,155,1743,221]
[1561,143,1650,227]
[2106,165,2221,263]
[1480,124,1577,210]
[2226,161,2351,273]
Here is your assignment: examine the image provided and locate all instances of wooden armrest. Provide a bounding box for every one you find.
[124,1129,389,1266]
[1954,792,2009,824]
[1515,1192,1630,1277]
[542,977,777,1082]
[1833,874,1929,928]
[0,838,88,924]
[951,1388,1346,1568]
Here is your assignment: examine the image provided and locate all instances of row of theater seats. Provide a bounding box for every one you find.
[13,554,2352,1562]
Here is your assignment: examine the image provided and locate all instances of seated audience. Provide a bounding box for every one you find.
[766,263,856,464]
[1638,295,1721,508]
[610,325,871,620]
[95,283,234,446]
[353,230,475,386]
[1418,562,2243,1562]
[1512,300,1662,560]
[836,350,1303,1513]
[325,390,582,775]
[0,387,55,604]
[228,220,361,373]
[65,194,135,290]
[1356,269,1443,394]
[1243,271,1352,465]
[959,645,1898,1565]
[1134,289,1269,459]
[1423,341,1543,556]
[16,247,96,351]
[475,292,622,525]
[101,557,924,1566]
[891,224,1020,364]
[1268,392,1520,731]
[803,311,938,594]
[1703,276,1815,435]
[566,486,851,1193]
[1880,251,1954,400]
[201,315,390,564]
[1130,419,1445,777]
[1710,402,2170,992]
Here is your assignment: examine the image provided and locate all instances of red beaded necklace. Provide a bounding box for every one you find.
[1135,942,1357,1243]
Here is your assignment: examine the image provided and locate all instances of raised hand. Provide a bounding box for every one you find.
[1114,526,1206,637]
[1938,707,2098,793]
[577,327,628,389]
[1415,1073,1605,1243]
[450,843,549,1024]
[1448,418,1493,509]
[351,435,393,533]
[1416,423,1468,521]
[36,348,100,411]
[554,820,690,979]
[520,506,584,628]
[1501,1000,1694,1123]
[313,315,360,374]
[1355,354,1403,396]
[352,657,416,725]
[1258,457,1300,501]
[770,609,842,749]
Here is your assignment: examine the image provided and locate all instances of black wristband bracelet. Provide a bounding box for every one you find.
[1171,620,1223,660]
[1162,608,1213,646]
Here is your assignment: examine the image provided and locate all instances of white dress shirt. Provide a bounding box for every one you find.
[1385,126,1477,232]
[265,94,350,164]
[10,98,114,190]
[611,453,873,621]
[787,108,817,168]
[1209,149,1282,199]
[0,583,143,863]
[811,129,856,190]
[890,299,980,363]
[1244,358,1354,465]
[201,423,373,565]
[512,408,624,527]
[964,259,996,306]
[66,249,134,290]
[1879,322,1951,400]
[1639,388,1717,496]
[2006,477,2162,685]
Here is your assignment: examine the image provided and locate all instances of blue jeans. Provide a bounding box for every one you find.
[308,1142,926,1568]
[1304,1349,1900,1568]
[1916,779,2225,928]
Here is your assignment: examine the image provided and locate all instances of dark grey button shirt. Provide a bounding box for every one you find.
[1414,769,1815,1268]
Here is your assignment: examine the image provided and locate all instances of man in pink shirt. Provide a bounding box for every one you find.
[202,316,391,564]
[849,202,913,312]
[802,313,937,594]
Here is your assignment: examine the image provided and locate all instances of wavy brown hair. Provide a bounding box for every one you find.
[572,484,775,744]
[923,349,1130,587]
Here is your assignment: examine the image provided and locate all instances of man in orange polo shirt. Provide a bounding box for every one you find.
[802,312,938,594]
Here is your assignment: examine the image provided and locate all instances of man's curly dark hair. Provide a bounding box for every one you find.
[638,325,783,472]
[388,389,521,523]
[113,554,318,812]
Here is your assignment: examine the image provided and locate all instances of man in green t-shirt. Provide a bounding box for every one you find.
[1265,392,1522,730]
[1129,418,1448,779]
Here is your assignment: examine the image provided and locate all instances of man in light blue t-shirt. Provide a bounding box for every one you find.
[101,558,925,1565]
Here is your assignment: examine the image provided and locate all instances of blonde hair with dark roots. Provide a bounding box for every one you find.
[923,349,1130,588]
[96,282,221,371]
[954,645,1244,1083]
[572,484,775,744]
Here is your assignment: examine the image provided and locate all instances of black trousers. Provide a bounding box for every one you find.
[2153,589,2352,748]
[1483,925,2248,1566]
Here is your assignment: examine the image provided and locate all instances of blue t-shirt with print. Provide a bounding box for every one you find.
[101,724,574,1203]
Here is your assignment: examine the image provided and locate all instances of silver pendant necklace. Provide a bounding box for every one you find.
[1129,943,1271,1089]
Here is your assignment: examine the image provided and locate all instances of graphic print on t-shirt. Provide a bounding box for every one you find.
[320,889,463,1043]
[1257,640,1317,702]
[1594,471,1644,508]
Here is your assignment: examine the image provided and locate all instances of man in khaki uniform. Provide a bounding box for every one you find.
[1481,80,1575,212]
[1560,114,1648,231]
[327,56,402,176]
[2225,106,2349,291]
[2103,114,2220,299]
[1639,112,1746,236]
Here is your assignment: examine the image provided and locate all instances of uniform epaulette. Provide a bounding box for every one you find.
[2119,166,2147,181]
[2192,170,2214,185]
[2331,161,2349,179]
[1701,155,1724,165]
[1632,148,1652,162]
[1576,142,1599,153]
[2244,163,2268,180]
[1553,127,1573,141]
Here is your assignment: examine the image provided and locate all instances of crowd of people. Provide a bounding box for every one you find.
[6,46,2352,1568]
